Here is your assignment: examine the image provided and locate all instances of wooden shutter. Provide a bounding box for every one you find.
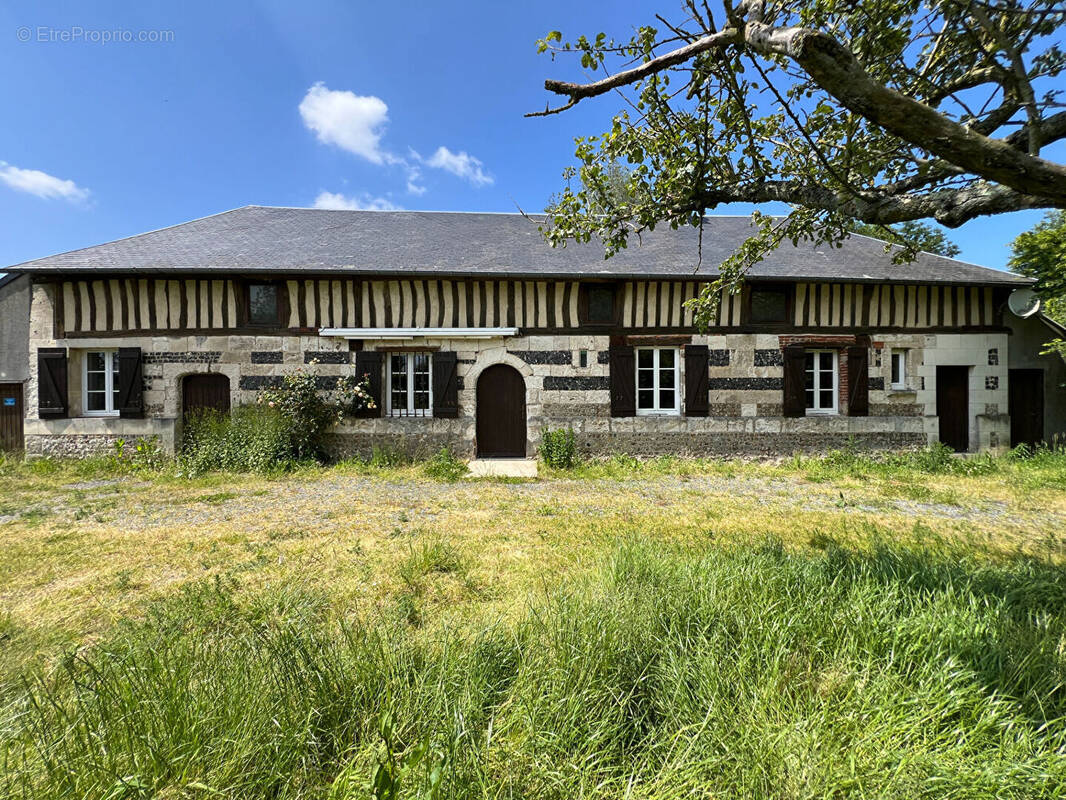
[117,347,144,419]
[847,346,869,417]
[37,348,69,418]
[432,351,459,418]
[782,344,806,418]
[609,345,636,417]
[353,350,383,417]
[684,344,709,417]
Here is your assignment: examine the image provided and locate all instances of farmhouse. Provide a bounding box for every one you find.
[4,206,1065,459]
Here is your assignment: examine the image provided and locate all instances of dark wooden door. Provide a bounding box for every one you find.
[1009,369,1044,448]
[476,365,526,458]
[0,383,23,452]
[936,366,970,452]
[182,373,231,418]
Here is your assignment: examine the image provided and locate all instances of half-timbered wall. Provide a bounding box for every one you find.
[59,279,241,334]
[55,277,1001,335]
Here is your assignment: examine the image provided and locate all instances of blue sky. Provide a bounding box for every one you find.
[0,0,1056,272]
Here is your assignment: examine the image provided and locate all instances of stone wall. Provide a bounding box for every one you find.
[0,274,30,382]
[24,281,1016,457]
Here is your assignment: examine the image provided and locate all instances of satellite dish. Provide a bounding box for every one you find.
[1007,288,1042,318]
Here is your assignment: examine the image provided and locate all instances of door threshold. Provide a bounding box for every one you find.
[467,458,538,478]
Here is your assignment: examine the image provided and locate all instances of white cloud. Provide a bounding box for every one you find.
[0,162,89,202]
[298,85,493,194]
[425,146,493,186]
[312,191,401,211]
[299,83,390,164]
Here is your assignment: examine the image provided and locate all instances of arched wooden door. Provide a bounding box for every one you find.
[476,365,526,458]
[182,373,231,419]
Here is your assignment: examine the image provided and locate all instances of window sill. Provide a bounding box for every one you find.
[82,411,120,418]
[636,410,681,417]
[804,410,839,417]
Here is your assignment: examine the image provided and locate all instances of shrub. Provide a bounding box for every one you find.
[258,367,375,461]
[539,427,577,469]
[180,368,375,473]
[422,447,468,482]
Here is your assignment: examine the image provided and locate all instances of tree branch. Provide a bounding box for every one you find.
[534,2,1066,201]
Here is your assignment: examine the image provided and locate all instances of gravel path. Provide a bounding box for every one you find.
[6,470,1045,536]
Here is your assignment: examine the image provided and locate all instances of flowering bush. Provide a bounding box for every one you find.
[257,366,376,461]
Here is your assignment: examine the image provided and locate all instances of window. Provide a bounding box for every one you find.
[248,283,279,326]
[83,351,119,416]
[890,349,907,389]
[636,347,680,415]
[581,284,616,325]
[749,286,790,324]
[387,353,432,417]
[804,350,838,414]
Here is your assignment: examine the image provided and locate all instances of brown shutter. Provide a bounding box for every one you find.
[609,345,636,417]
[684,344,709,417]
[353,350,383,417]
[432,351,459,418]
[37,348,69,418]
[782,344,806,418]
[116,347,144,418]
[847,346,869,417]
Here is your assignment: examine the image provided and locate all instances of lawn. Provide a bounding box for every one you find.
[1,448,1065,798]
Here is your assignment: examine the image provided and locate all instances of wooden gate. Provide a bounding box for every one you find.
[476,365,526,458]
[0,383,23,452]
[936,366,970,452]
[1009,369,1044,448]
[182,373,231,418]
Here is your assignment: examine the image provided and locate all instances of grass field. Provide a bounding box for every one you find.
[1,448,1065,798]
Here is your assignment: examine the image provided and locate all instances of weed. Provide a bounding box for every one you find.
[422,447,468,482]
[539,427,577,469]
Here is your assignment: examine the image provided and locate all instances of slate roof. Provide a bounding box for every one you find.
[5,205,1027,285]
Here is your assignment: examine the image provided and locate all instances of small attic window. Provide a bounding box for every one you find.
[248,283,279,326]
[581,284,616,325]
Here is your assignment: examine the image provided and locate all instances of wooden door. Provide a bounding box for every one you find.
[476,365,526,458]
[182,373,231,418]
[0,383,23,452]
[936,366,970,452]
[1009,369,1044,448]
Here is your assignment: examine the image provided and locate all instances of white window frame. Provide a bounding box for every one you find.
[82,350,120,417]
[805,349,839,415]
[385,352,433,418]
[635,346,681,416]
[890,349,907,390]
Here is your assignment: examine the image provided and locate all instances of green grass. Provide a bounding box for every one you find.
[1,447,1065,798]
[2,540,1065,799]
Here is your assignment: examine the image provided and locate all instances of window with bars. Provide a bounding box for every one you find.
[387,353,432,417]
[83,351,120,416]
[636,347,680,415]
[804,350,838,414]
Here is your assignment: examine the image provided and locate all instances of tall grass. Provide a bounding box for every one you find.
[179,406,307,474]
[3,539,1065,799]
